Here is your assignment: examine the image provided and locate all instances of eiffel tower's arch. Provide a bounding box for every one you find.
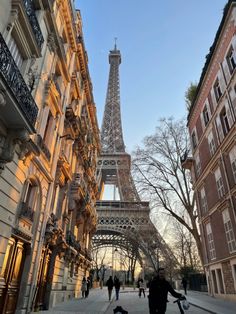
[93,45,177,274]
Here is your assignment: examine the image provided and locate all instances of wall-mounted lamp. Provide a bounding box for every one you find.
[60,134,75,145]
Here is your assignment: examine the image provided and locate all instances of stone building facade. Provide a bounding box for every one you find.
[186,0,236,301]
[0,0,100,313]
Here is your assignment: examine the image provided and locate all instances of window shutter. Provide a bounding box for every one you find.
[218,71,226,94]
[225,100,234,128]
[232,35,236,54]
[211,87,217,109]
[39,106,50,137]
[229,88,236,114]
[215,115,224,142]
[222,59,231,83]
[200,112,205,130]
[206,99,211,118]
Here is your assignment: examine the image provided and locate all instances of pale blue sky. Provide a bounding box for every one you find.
[76,0,227,152]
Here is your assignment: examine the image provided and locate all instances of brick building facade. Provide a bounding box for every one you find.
[186,0,236,301]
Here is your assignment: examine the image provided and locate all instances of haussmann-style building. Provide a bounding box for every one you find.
[185,0,236,301]
[0,0,100,313]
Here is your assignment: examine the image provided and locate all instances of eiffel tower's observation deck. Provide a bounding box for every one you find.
[93,44,176,272]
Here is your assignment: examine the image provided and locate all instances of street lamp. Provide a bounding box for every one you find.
[112,247,118,277]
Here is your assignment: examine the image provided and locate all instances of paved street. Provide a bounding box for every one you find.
[37,288,212,314]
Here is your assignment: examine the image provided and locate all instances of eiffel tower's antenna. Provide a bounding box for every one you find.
[100,44,125,153]
[114,37,117,50]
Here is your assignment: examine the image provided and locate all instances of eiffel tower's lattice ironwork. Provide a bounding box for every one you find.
[94,45,177,271]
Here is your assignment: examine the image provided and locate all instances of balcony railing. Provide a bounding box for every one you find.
[66,231,81,251]
[0,33,38,126]
[23,0,44,49]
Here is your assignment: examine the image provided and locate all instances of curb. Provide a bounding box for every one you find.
[190,302,217,314]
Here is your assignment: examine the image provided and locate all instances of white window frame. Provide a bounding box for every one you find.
[214,168,225,198]
[229,146,236,183]
[206,223,216,260]
[208,130,216,156]
[222,208,236,253]
[200,187,208,214]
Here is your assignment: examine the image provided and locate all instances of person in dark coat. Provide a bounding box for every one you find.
[181,277,187,295]
[148,268,183,314]
[85,277,90,298]
[106,276,114,301]
[114,276,121,300]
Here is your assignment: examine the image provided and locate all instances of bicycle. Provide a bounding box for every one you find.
[173,296,189,314]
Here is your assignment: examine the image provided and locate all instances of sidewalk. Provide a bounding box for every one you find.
[179,289,236,314]
[35,287,236,314]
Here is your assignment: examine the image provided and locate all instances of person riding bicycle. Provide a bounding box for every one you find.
[148,268,183,314]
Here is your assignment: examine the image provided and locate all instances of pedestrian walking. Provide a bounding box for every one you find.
[106,276,114,301]
[148,268,183,314]
[85,277,90,298]
[138,278,145,298]
[181,277,187,295]
[114,276,121,300]
[81,277,87,298]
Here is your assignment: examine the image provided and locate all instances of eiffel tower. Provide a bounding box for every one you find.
[93,44,176,272]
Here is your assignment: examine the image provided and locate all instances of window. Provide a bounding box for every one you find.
[226,46,236,74]
[195,153,201,177]
[200,187,208,214]
[229,146,236,183]
[43,111,54,147]
[214,168,225,198]
[191,131,197,149]
[206,223,216,260]
[222,209,236,253]
[214,79,222,102]
[8,35,24,69]
[220,107,230,135]
[203,105,210,126]
[208,131,216,156]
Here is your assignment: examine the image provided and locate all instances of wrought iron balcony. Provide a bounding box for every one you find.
[23,0,44,49]
[66,231,81,251]
[19,202,34,221]
[0,33,38,126]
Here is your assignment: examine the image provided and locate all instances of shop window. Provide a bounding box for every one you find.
[211,270,218,293]
[216,269,225,294]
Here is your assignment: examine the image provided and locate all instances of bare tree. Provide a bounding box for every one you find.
[91,247,107,280]
[133,117,203,266]
[171,220,202,271]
